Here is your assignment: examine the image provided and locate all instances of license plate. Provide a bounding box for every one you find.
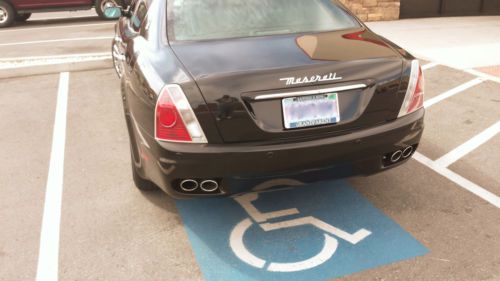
[282,93,340,129]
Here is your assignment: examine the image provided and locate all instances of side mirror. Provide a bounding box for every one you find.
[104,6,125,19]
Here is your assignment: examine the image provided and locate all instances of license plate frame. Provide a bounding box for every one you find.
[282,93,340,129]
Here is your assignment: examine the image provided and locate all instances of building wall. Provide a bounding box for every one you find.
[339,0,401,21]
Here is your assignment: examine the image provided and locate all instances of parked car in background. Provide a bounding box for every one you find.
[108,0,425,198]
[0,0,130,27]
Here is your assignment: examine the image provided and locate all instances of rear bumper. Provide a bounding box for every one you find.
[142,109,424,198]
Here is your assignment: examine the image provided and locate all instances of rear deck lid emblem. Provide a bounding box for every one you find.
[280,73,343,86]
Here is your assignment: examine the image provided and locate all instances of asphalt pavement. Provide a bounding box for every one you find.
[0,12,499,281]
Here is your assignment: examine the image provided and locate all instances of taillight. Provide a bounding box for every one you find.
[398,60,425,117]
[155,84,207,143]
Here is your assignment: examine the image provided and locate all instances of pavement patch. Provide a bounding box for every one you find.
[0,73,60,281]
[434,121,500,168]
[423,65,477,100]
[449,135,500,195]
[419,80,500,159]
[476,65,500,78]
[424,78,484,109]
[176,180,428,281]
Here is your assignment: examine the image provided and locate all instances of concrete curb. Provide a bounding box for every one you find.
[0,59,113,79]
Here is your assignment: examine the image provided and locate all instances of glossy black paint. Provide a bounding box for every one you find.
[113,0,424,198]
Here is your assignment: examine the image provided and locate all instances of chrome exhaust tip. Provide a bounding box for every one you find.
[180,179,198,192]
[402,146,414,158]
[200,180,219,192]
[390,150,403,163]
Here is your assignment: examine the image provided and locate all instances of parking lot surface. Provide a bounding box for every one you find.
[1,13,499,281]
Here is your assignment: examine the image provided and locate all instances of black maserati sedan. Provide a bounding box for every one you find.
[107,0,425,198]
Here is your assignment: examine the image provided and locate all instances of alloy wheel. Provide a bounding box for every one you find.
[101,0,118,15]
[112,42,125,78]
[0,7,8,24]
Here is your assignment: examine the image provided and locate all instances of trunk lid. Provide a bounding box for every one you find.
[171,28,405,143]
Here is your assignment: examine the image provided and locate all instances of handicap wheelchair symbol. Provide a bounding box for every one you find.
[229,179,372,272]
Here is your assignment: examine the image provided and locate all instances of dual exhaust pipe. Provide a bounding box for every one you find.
[180,179,219,193]
[390,146,414,163]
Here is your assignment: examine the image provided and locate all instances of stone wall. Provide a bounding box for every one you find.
[338,0,401,21]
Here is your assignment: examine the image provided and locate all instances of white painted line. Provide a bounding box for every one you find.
[424,78,484,108]
[0,52,110,61]
[36,72,70,281]
[0,54,111,70]
[261,216,371,245]
[0,22,114,33]
[31,15,97,21]
[463,68,500,84]
[413,152,500,208]
[267,234,338,272]
[435,121,500,167]
[422,62,439,71]
[0,36,113,47]
[230,218,266,269]
[235,193,299,223]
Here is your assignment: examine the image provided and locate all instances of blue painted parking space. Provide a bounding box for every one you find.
[176,180,428,281]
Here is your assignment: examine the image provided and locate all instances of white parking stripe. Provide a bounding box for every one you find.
[422,62,439,71]
[0,52,110,61]
[0,36,113,47]
[30,15,97,21]
[413,152,500,208]
[0,22,114,33]
[424,78,484,108]
[0,53,111,70]
[36,72,70,281]
[435,121,500,167]
[463,68,500,84]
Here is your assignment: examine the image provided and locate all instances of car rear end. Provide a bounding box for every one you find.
[142,0,425,197]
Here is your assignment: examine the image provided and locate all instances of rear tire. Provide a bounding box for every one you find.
[15,12,31,22]
[0,1,15,28]
[95,0,123,20]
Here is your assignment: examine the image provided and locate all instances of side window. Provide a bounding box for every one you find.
[131,1,148,32]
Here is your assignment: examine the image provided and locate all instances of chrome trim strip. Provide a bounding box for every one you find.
[254,84,368,100]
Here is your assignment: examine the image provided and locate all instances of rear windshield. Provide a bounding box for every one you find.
[168,0,360,41]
